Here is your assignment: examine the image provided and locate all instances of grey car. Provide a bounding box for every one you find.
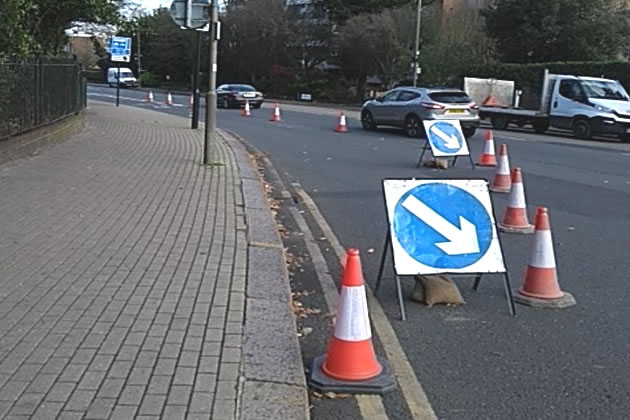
[361,87,480,138]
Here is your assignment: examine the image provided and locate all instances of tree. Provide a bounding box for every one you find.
[0,0,122,57]
[484,0,630,63]
[337,5,415,99]
[315,0,430,24]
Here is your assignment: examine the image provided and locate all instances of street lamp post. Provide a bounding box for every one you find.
[204,0,219,164]
[412,0,422,87]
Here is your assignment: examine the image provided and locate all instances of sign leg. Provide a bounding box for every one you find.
[503,272,517,316]
[416,140,429,168]
[472,274,482,291]
[452,155,459,167]
[116,63,121,107]
[468,153,475,170]
[395,276,407,321]
[374,231,391,295]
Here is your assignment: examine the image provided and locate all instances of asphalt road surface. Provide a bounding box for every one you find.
[89,84,630,419]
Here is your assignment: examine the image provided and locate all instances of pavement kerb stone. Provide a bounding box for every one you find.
[218,129,310,420]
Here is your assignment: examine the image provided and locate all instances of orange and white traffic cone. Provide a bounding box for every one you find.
[145,90,154,103]
[498,168,534,234]
[164,92,173,106]
[335,111,349,133]
[270,104,281,122]
[309,249,394,394]
[188,94,194,109]
[514,207,576,308]
[241,100,251,117]
[490,144,512,193]
[477,130,497,167]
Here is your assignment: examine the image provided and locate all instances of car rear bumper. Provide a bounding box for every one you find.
[235,99,263,107]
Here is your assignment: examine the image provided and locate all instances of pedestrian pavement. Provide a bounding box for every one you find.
[0,102,309,419]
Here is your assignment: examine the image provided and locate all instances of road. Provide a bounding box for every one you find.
[89,84,630,419]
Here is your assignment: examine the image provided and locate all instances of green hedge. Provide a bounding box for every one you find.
[461,61,630,90]
[82,69,105,83]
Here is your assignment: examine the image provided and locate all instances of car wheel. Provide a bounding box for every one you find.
[462,127,476,138]
[572,118,592,139]
[361,110,376,130]
[405,115,423,138]
[222,98,230,109]
[490,115,508,130]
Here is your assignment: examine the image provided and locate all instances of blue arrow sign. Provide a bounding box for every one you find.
[392,182,493,269]
[426,121,463,154]
[109,37,131,56]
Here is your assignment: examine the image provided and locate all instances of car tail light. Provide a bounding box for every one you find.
[469,103,479,110]
[421,102,445,110]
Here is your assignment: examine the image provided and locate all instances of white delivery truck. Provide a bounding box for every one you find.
[479,70,630,142]
[107,67,138,88]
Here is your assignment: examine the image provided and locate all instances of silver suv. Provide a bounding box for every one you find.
[361,87,480,138]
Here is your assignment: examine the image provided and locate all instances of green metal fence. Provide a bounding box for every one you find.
[0,57,86,140]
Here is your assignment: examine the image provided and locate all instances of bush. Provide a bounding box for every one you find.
[139,72,160,88]
[82,69,105,83]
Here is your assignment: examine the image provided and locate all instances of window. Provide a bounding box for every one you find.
[381,90,400,102]
[580,80,628,100]
[428,91,471,104]
[559,80,581,100]
[397,91,421,102]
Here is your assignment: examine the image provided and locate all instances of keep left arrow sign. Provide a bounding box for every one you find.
[431,126,459,149]
[402,194,479,255]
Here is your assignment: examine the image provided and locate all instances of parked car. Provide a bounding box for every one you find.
[217,84,264,109]
[107,67,138,88]
[361,87,480,138]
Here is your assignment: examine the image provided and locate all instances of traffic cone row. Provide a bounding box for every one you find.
[477,130,575,308]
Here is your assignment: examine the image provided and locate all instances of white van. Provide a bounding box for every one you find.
[107,67,138,88]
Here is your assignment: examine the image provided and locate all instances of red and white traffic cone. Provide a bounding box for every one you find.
[309,249,394,394]
[241,100,251,117]
[498,168,534,234]
[270,104,281,122]
[477,130,497,167]
[335,111,349,133]
[514,207,576,308]
[164,92,173,106]
[188,94,194,109]
[490,144,512,193]
[145,90,154,103]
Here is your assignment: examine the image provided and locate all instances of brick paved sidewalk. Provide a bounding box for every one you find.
[0,103,308,419]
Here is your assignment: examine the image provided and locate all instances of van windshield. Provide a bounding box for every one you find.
[580,80,628,100]
[120,72,134,78]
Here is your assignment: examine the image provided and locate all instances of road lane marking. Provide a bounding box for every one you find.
[293,184,438,420]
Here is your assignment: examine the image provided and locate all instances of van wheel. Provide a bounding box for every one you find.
[490,115,508,130]
[572,118,592,139]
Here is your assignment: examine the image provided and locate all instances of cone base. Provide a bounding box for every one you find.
[309,355,395,395]
[514,291,576,309]
[335,127,348,133]
[489,185,511,193]
[476,160,497,167]
[498,223,534,234]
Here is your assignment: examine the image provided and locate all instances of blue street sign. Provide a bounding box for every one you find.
[109,37,131,62]
[426,121,463,154]
[392,182,493,269]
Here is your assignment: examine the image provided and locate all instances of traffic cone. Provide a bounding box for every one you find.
[335,111,349,133]
[164,92,173,106]
[490,144,512,193]
[145,90,154,103]
[270,104,281,122]
[309,249,395,394]
[241,100,251,117]
[498,168,534,234]
[188,94,194,109]
[477,130,497,166]
[514,208,576,308]
[482,95,499,107]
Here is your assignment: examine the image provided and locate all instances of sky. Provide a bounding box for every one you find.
[141,0,166,10]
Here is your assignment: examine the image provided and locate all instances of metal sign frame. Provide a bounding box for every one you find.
[416,120,475,169]
[109,36,131,63]
[374,178,516,320]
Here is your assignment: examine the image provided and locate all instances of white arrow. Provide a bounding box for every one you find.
[431,126,460,149]
[402,195,480,255]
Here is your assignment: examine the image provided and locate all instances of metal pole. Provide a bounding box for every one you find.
[116,62,121,107]
[137,30,142,83]
[204,0,218,164]
[192,30,201,129]
[412,0,422,87]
